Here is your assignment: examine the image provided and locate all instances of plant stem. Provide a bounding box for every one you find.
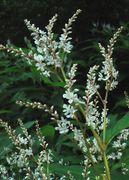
[103,84,109,143]
[103,110,107,143]
[61,67,67,81]
[90,126,104,152]
[103,152,111,180]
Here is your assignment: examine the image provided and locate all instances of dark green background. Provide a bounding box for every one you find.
[0,0,129,45]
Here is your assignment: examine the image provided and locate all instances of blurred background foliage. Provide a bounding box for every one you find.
[0,0,129,45]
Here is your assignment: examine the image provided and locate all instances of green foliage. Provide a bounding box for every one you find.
[106,112,129,144]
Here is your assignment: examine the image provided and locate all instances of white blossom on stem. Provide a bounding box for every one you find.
[55,117,73,134]
[98,26,123,90]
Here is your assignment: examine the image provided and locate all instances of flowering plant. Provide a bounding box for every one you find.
[0,9,129,180]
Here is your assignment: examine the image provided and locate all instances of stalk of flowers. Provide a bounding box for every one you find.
[61,27,124,180]
[98,26,123,141]
[35,121,53,179]
[61,64,101,166]
[98,26,123,91]
[0,119,53,179]
[25,9,81,79]
[25,14,61,77]
[0,44,33,60]
[16,100,59,122]
[27,10,81,79]
[0,9,81,80]
[58,9,81,54]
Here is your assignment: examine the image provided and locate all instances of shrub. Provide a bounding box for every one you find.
[0,9,129,180]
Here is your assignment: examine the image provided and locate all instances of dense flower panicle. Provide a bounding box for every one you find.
[73,128,87,153]
[0,165,8,179]
[82,158,91,179]
[24,10,81,77]
[35,120,53,164]
[112,129,129,149]
[66,64,78,88]
[58,9,81,53]
[98,108,109,131]
[98,26,123,90]
[85,65,99,100]
[17,135,28,145]
[25,17,61,77]
[85,101,100,130]
[63,64,83,115]
[84,66,101,131]
[62,64,83,127]
[45,14,58,39]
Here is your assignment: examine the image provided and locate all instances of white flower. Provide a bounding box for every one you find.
[59,35,73,53]
[93,138,100,152]
[122,163,128,175]
[40,149,53,164]
[18,135,28,145]
[63,89,80,104]
[85,65,99,100]
[63,104,76,118]
[25,148,33,156]
[0,165,7,175]
[99,108,109,130]
[73,128,87,152]
[86,102,100,130]
[68,64,77,80]
[34,54,44,62]
[98,26,123,91]
[55,117,72,134]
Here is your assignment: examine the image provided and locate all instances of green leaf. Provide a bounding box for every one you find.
[15,120,35,134]
[42,76,65,87]
[0,110,12,114]
[111,171,129,180]
[106,112,129,144]
[50,164,83,179]
[0,132,13,158]
[40,125,55,138]
[113,98,127,110]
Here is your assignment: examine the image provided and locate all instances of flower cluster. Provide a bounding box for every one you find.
[84,65,100,130]
[63,64,80,118]
[108,129,129,161]
[98,26,123,90]
[0,119,53,179]
[58,9,81,53]
[24,10,81,77]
